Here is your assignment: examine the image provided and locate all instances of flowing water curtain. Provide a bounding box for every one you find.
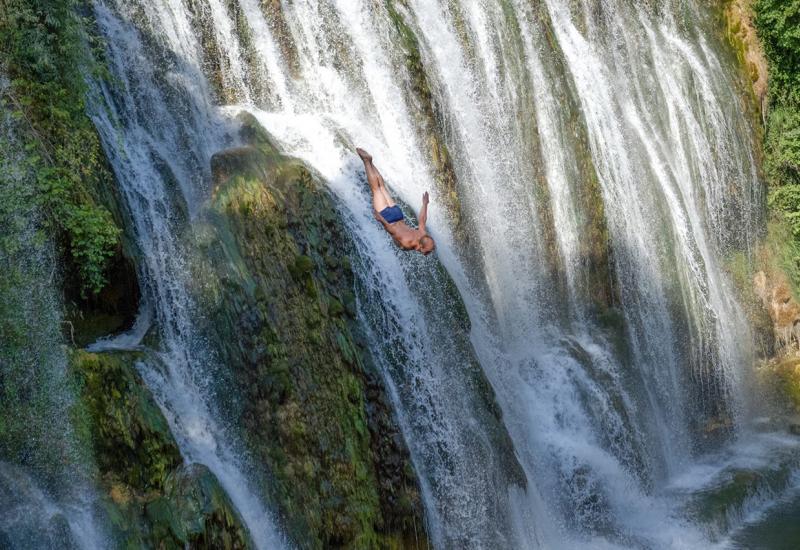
[540,0,760,429]
[87,0,768,548]
[391,1,666,540]
[314,0,760,544]
[217,0,758,545]
[463,0,761,539]
[89,2,288,548]
[244,1,541,546]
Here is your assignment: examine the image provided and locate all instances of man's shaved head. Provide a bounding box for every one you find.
[419,235,436,255]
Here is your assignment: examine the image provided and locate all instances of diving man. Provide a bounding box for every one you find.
[357,148,436,256]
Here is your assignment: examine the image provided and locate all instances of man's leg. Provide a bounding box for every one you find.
[379,183,396,208]
[357,148,395,212]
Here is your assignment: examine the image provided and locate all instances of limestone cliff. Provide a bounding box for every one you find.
[721,0,800,416]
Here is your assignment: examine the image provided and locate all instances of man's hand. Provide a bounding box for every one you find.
[422,191,430,206]
[373,209,385,222]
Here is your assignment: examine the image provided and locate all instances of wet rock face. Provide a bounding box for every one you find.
[69,350,252,549]
[764,357,800,412]
[749,264,800,415]
[70,350,181,491]
[144,464,251,550]
[197,113,427,548]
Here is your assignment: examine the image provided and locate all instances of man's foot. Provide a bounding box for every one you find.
[356,147,372,162]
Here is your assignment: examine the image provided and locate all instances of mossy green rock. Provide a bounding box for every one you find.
[69,350,252,548]
[104,462,252,550]
[142,464,250,550]
[692,469,763,527]
[195,113,427,548]
[70,350,181,491]
[689,461,796,537]
[762,356,800,412]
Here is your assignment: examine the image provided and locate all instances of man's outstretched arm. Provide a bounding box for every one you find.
[418,191,430,233]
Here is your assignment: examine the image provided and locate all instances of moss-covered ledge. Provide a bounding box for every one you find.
[69,350,253,549]
[192,112,428,549]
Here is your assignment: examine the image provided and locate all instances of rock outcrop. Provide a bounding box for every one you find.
[192,112,428,548]
[70,350,253,549]
[723,0,769,115]
[754,269,800,349]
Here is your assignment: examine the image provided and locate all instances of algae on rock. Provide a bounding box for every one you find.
[70,350,182,491]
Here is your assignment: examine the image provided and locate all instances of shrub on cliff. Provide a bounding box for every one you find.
[755,0,800,105]
[0,0,120,295]
[755,1,800,289]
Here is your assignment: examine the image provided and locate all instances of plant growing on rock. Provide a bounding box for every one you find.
[1,0,122,295]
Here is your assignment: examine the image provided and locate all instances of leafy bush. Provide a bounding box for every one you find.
[754,1,800,290]
[0,0,120,295]
[768,185,800,235]
[754,0,800,104]
[764,106,800,188]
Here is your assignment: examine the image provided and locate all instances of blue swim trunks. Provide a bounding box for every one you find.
[380,205,404,223]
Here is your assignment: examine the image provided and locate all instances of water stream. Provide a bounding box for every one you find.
[86,3,286,547]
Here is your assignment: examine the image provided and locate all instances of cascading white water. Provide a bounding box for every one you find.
[82,0,799,548]
[228,1,763,545]
[0,463,106,549]
[86,3,286,548]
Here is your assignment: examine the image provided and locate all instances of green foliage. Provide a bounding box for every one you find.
[764,106,800,187]
[0,0,121,295]
[768,185,800,237]
[64,205,120,292]
[755,1,800,290]
[765,219,800,298]
[754,0,800,104]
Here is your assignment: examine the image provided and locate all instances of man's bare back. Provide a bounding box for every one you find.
[357,148,436,256]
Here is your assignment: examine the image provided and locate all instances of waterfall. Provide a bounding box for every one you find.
[85,3,286,548]
[82,0,797,548]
